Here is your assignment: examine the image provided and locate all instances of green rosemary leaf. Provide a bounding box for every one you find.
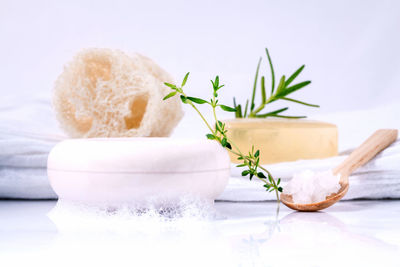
[206,134,216,140]
[220,105,236,112]
[187,96,208,104]
[164,82,178,90]
[163,91,177,100]
[181,72,190,87]
[258,172,266,178]
[285,65,304,87]
[236,163,246,167]
[250,57,262,112]
[254,150,260,158]
[255,107,288,118]
[265,48,275,95]
[261,76,266,103]
[275,75,286,94]
[277,81,311,98]
[269,114,307,119]
[243,99,249,118]
[278,187,283,192]
[281,97,319,107]
[233,97,237,108]
[242,170,250,176]
[236,104,242,118]
[277,178,281,185]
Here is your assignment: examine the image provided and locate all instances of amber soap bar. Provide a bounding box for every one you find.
[225,118,338,164]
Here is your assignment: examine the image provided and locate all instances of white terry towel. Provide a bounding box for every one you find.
[0,96,63,198]
[0,96,399,200]
[218,139,400,201]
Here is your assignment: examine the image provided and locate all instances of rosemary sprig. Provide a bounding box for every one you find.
[163,73,283,201]
[234,48,319,118]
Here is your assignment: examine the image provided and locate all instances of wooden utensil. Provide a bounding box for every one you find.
[281,129,398,211]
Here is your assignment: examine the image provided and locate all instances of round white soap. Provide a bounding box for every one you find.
[47,138,230,206]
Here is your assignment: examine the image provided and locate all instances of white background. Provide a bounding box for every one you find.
[1,0,399,121]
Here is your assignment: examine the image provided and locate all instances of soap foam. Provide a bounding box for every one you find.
[284,170,341,204]
[48,197,217,234]
[43,198,237,267]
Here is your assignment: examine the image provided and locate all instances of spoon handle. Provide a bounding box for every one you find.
[333,129,398,178]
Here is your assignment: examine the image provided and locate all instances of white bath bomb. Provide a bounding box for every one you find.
[53,48,183,138]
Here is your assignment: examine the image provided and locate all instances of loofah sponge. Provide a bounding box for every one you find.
[53,48,183,138]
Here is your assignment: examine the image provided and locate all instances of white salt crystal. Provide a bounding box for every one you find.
[284,170,341,204]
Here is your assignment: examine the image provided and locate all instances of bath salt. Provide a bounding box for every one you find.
[284,170,341,204]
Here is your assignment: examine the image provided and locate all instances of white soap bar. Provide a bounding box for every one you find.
[47,138,230,206]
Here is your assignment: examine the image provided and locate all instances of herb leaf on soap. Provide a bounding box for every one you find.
[163,73,283,202]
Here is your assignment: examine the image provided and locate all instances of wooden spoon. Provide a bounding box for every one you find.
[281,129,398,212]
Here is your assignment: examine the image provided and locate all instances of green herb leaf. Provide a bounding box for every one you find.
[187,97,208,104]
[220,105,236,112]
[242,170,250,176]
[181,72,190,87]
[285,65,304,87]
[221,137,228,147]
[163,91,177,100]
[180,95,188,104]
[265,48,275,95]
[276,81,311,98]
[236,163,246,167]
[250,57,262,111]
[226,142,232,150]
[281,97,319,107]
[164,82,178,90]
[269,114,306,119]
[243,99,249,118]
[235,104,242,118]
[254,150,260,158]
[258,172,266,178]
[275,75,286,94]
[261,76,266,103]
[255,107,288,118]
[206,134,216,140]
[277,178,281,185]
[249,173,254,180]
[278,187,283,192]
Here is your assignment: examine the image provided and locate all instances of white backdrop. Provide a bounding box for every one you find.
[1,0,399,128]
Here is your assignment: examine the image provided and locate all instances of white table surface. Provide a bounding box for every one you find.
[0,200,399,267]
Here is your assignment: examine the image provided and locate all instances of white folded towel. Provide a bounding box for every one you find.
[0,167,56,199]
[218,139,400,201]
[0,96,62,198]
[0,96,399,201]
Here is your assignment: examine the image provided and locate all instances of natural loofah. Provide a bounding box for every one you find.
[53,48,183,138]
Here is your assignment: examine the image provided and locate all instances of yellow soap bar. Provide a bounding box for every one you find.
[225,118,338,164]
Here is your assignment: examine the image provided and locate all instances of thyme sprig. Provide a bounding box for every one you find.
[234,48,319,119]
[163,73,283,201]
